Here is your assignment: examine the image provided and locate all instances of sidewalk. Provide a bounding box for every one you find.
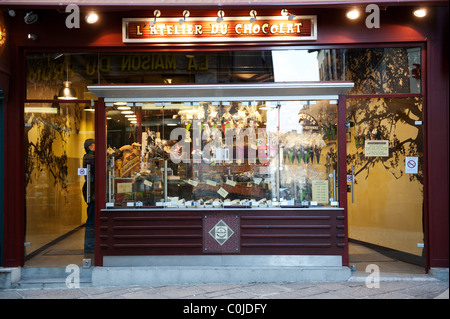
[1,275,448,300]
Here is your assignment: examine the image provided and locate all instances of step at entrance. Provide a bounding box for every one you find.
[12,267,93,289]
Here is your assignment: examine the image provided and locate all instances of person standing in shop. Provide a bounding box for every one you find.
[82,138,95,255]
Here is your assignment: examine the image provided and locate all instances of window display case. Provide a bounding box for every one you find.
[105,98,339,209]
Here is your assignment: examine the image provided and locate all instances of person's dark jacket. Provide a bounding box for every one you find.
[82,150,95,203]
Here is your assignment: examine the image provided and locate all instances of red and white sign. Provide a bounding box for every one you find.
[405,157,418,174]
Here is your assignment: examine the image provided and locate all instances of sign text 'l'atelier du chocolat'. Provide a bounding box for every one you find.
[122,16,317,43]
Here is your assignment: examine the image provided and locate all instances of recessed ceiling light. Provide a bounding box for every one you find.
[346,8,360,20]
[413,8,427,18]
[85,12,99,24]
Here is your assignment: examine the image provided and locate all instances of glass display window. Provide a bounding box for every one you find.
[105,98,339,209]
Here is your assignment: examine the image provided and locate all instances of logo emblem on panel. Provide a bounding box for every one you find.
[209,219,234,245]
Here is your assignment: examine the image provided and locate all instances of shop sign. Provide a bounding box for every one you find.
[298,112,320,131]
[122,16,317,43]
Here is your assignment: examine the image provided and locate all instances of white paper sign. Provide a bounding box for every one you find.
[217,187,229,198]
[78,168,87,176]
[117,182,132,193]
[206,180,217,187]
[144,180,153,187]
[405,157,419,174]
[365,140,389,157]
[226,179,236,187]
[186,179,199,187]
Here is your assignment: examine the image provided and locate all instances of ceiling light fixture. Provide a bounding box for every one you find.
[346,8,360,20]
[24,11,38,24]
[58,56,77,100]
[413,8,427,18]
[249,10,257,23]
[84,100,95,112]
[27,33,37,40]
[85,12,99,24]
[281,9,296,21]
[217,9,225,23]
[179,10,190,25]
[150,9,161,26]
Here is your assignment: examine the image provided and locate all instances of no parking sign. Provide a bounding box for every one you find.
[405,157,418,174]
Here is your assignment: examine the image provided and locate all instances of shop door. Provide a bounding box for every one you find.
[346,97,425,272]
[24,101,96,267]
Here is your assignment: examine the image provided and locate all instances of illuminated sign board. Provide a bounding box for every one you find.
[122,16,317,43]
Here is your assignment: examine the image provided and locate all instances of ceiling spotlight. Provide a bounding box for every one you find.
[8,10,16,17]
[413,8,427,18]
[150,9,161,26]
[217,9,225,23]
[27,33,37,40]
[24,11,38,24]
[85,12,99,24]
[346,8,360,20]
[179,10,190,25]
[281,9,296,21]
[249,10,257,23]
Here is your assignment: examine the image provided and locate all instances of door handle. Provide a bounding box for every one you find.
[351,165,355,203]
[86,164,91,204]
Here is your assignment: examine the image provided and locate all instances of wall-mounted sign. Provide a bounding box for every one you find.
[405,156,419,174]
[122,16,317,43]
[364,140,389,157]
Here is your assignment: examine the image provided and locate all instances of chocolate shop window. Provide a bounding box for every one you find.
[105,100,339,209]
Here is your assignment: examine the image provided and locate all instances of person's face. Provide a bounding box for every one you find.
[89,143,95,152]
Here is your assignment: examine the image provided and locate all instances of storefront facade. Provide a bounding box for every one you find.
[0,1,448,272]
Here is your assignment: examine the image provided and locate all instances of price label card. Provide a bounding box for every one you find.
[217,187,229,198]
[226,179,236,187]
[144,180,153,187]
[206,180,217,187]
[186,179,199,187]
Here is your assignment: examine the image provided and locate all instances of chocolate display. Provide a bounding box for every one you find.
[106,100,339,208]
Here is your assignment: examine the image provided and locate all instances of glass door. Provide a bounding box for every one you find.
[346,97,425,270]
[24,101,95,266]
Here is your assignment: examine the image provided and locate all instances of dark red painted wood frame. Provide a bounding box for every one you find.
[94,93,349,267]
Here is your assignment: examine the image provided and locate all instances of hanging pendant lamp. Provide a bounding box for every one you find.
[57,81,77,100]
[58,56,77,100]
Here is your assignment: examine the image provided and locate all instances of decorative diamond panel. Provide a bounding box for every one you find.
[203,214,240,253]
